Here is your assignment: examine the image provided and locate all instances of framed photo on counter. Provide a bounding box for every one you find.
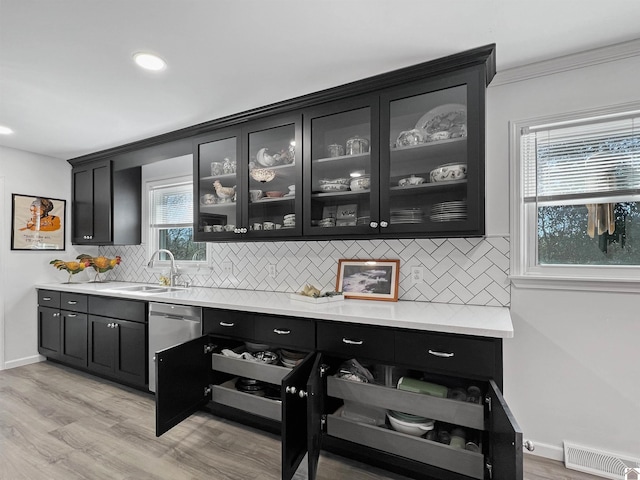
[11,193,66,250]
[336,259,400,301]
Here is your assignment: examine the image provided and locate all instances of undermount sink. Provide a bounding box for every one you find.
[102,284,189,295]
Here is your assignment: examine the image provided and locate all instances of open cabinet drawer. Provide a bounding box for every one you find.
[212,378,282,421]
[327,410,485,479]
[327,375,484,430]
[212,352,294,385]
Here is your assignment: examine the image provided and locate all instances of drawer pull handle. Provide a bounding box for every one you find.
[43,297,51,301]
[67,301,78,305]
[342,338,363,345]
[219,322,235,327]
[273,328,291,335]
[67,314,77,318]
[428,349,454,358]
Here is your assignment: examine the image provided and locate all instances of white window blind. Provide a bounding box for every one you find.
[150,182,193,228]
[522,112,640,204]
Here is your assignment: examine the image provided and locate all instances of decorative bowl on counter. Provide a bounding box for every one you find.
[349,174,370,191]
[429,163,467,183]
[398,175,426,187]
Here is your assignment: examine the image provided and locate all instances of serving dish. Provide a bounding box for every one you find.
[250,168,276,183]
[415,103,467,141]
[387,411,434,436]
[319,178,350,185]
[350,175,370,191]
[429,163,467,183]
[320,183,349,193]
[398,175,425,187]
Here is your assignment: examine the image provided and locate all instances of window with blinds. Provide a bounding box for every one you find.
[520,109,640,267]
[149,181,206,263]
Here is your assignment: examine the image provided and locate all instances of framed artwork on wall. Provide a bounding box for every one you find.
[336,259,400,301]
[11,194,66,250]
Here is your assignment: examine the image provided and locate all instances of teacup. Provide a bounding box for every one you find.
[200,194,216,205]
[203,225,213,232]
[212,225,224,232]
[224,224,235,232]
[263,222,275,230]
[250,189,263,202]
[253,223,263,230]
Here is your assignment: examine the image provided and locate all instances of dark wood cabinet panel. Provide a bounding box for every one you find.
[60,311,88,367]
[38,306,62,359]
[71,160,141,245]
[38,290,60,309]
[113,319,147,386]
[316,321,395,363]
[88,296,146,323]
[203,308,254,339]
[88,316,116,375]
[253,314,315,350]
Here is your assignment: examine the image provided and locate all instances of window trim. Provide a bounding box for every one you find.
[145,174,208,271]
[509,101,640,293]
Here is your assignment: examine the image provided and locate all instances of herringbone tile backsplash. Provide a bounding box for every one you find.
[101,236,510,307]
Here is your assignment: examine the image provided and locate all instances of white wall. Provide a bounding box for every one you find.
[488,54,640,459]
[0,146,97,368]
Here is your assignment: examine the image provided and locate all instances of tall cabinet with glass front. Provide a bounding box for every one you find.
[303,96,379,236]
[380,70,485,236]
[194,128,242,241]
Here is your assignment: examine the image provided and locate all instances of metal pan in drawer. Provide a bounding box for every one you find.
[395,330,498,379]
[212,353,294,385]
[327,413,484,480]
[211,379,282,422]
[327,376,484,430]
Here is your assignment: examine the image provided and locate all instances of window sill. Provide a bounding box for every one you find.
[510,274,640,293]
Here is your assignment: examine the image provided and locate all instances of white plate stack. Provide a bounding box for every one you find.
[283,213,295,228]
[390,208,424,224]
[430,200,467,222]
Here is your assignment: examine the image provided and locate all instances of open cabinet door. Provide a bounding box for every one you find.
[305,354,325,480]
[487,380,523,480]
[156,336,211,437]
[281,352,317,480]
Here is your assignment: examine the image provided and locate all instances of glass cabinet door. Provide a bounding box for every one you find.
[304,96,379,237]
[245,114,302,238]
[194,129,241,241]
[381,71,484,236]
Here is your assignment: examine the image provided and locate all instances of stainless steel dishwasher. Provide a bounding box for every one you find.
[148,302,202,393]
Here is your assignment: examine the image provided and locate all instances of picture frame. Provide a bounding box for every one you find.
[336,259,400,302]
[11,193,66,250]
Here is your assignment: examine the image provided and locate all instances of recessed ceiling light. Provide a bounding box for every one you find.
[133,52,167,71]
[0,125,14,135]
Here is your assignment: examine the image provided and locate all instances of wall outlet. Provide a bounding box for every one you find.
[222,261,233,275]
[268,264,277,278]
[410,266,423,285]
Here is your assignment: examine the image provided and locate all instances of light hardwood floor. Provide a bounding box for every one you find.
[0,362,603,480]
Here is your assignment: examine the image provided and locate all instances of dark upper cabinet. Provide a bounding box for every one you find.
[71,160,141,245]
[380,68,485,237]
[193,113,302,241]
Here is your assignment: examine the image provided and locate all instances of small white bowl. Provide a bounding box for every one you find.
[320,183,349,193]
[398,175,426,187]
[350,175,371,191]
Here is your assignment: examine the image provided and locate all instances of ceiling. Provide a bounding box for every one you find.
[1,0,639,161]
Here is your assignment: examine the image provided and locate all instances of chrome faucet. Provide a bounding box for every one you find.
[147,249,178,286]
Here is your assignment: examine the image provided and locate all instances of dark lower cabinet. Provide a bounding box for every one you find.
[155,310,523,480]
[88,315,147,388]
[38,290,88,368]
[37,290,147,390]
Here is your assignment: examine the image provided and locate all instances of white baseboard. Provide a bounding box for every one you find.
[525,441,564,462]
[3,354,45,370]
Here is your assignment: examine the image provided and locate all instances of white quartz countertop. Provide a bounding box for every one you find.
[35,282,513,339]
